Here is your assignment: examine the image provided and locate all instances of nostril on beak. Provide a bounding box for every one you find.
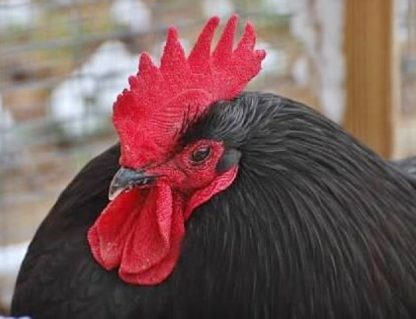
[108,167,155,201]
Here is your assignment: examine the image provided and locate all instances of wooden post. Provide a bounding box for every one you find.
[344,0,397,158]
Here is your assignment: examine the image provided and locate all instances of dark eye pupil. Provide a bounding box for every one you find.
[191,146,211,163]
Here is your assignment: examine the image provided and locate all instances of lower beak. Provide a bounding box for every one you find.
[109,167,156,201]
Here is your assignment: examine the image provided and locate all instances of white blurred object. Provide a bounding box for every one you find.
[264,0,292,15]
[110,0,152,33]
[292,56,310,87]
[202,0,234,18]
[0,242,28,277]
[0,241,29,310]
[0,95,16,165]
[0,96,15,132]
[50,41,138,137]
[396,0,410,42]
[291,0,346,123]
[0,0,39,31]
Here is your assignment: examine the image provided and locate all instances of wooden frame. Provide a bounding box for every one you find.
[344,0,398,158]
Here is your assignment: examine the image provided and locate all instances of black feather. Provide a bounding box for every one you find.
[12,92,416,319]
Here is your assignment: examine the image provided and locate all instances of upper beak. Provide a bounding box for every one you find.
[108,167,156,201]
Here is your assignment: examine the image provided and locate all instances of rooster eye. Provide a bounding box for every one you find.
[190,146,211,164]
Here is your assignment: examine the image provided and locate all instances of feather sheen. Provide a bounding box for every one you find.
[12,92,416,319]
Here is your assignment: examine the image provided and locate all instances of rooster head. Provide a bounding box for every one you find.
[88,15,266,285]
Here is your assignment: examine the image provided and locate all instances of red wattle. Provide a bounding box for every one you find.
[88,188,144,269]
[119,191,185,284]
[87,167,238,285]
[88,182,186,285]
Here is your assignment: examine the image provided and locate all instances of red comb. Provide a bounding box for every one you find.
[113,15,266,168]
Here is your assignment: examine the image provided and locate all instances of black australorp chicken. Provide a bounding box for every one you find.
[12,16,416,319]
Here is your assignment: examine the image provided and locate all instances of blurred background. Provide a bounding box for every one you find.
[0,0,415,313]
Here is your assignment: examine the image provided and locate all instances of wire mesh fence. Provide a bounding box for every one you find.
[397,0,416,156]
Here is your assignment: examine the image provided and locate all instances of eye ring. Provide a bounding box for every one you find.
[190,146,212,164]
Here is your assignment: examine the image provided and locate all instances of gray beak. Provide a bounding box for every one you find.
[108,167,155,201]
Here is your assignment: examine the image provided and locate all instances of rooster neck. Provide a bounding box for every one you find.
[180,92,416,318]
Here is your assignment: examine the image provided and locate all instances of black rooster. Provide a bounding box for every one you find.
[12,16,416,319]
[12,93,416,319]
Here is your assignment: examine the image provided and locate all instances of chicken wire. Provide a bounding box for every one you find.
[397,0,416,156]
[0,0,414,313]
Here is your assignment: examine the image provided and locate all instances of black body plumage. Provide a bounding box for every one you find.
[12,92,416,318]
